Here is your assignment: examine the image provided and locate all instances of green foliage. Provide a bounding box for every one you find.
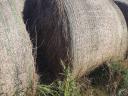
[36,61,128,96]
[36,62,81,96]
[110,62,128,96]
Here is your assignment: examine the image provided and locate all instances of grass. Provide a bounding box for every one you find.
[109,62,128,96]
[35,61,128,96]
[36,62,81,96]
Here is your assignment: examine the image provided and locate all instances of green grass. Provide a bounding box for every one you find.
[36,63,81,96]
[109,62,128,96]
[36,61,128,96]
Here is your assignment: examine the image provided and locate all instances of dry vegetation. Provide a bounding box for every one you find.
[36,62,128,96]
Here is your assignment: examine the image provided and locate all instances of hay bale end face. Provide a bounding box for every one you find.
[0,0,36,95]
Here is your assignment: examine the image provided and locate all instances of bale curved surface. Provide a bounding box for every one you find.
[64,0,128,77]
[0,0,36,95]
[23,0,128,80]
